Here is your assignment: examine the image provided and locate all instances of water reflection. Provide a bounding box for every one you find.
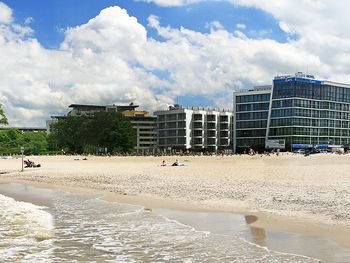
[245,215,267,247]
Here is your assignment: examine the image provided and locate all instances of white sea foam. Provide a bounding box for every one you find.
[0,188,321,262]
[0,194,54,262]
[51,192,319,262]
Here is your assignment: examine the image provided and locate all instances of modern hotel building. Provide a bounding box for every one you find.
[233,73,350,152]
[155,105,233,153]
[233,85,271,152]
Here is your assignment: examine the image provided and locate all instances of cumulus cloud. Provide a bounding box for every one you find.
[236,23,246,30]
[136,0,203,7]
[136,0,350,81]
[2,1,350,126]
[205,21,224,31]
[0,1,12,24]
[0,5,171,126]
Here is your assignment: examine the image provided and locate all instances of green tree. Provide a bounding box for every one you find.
[0,129,48,155]
[22,132,48,155]
[0,129,21,154]
[49,116,90,153]
[49,112,136,154]
[93,112,136,153]
[0,104,8,125]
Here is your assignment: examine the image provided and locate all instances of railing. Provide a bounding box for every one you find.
[155,106,233,112]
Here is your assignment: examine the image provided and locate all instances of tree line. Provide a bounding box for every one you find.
[49,112,136,154]
[0,105,136,155]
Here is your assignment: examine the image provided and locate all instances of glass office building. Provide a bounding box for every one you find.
[268,73,350,148]
[233,73,350,152]
[233,86,272,152]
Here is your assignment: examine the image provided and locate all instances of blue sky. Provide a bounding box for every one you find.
[1,0,349,125]
[4,0,286,48]
[1,0,289,109]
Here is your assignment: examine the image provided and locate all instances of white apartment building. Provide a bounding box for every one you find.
[154,105,233,153]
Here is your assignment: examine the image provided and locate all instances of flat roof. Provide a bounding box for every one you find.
[273,74,350,89]
[234,86,272,95]
[69,104,139,110]
[69,104,106,108]
[116,105,139,110]
[0,127,46,130]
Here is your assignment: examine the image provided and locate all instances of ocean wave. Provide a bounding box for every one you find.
[0,194,54,262]
[0,188,321,262]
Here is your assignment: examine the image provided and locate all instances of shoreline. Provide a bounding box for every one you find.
[1,154,350,252]
[1,180,331,262]
[1,177,350,252]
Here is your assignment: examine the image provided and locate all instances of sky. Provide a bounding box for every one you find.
[1,0,350,126]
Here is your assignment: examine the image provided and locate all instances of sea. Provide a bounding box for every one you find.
[0,182,342,262]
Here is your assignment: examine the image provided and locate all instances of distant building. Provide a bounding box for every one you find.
[0,127,47,133]
[67,103,138,117]
[154,105,233,153]
[122,110,157,154]
[233,85,272,153]
[47,103,156,153]
[233,72,350,152]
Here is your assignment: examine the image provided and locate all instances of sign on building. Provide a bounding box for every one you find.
[265,139,285,149]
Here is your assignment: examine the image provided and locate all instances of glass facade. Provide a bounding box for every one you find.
[234,74,350,152]
[235,89,271,151]
[268,77,350,147]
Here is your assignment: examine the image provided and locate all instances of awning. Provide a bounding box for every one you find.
[292,144,313,149]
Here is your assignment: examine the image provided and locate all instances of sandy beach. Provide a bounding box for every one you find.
[1,153,350,250]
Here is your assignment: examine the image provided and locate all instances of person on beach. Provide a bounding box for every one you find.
[172,159,179,166]
[161,160,166,166]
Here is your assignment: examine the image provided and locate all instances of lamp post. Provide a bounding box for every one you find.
[20,146,24,172]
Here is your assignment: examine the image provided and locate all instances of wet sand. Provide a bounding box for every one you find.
[1,154,350,258]
[2,182,350,262]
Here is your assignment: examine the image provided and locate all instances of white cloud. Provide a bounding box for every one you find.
[205,21,224,31]
[136,0,203,7]
[24,17,34,25]
[248,29,272,39]
[236,23,246,30]
[0,1,12,24]
[2,1,350,126]
[0,5,171,126]
[140,0,350,77]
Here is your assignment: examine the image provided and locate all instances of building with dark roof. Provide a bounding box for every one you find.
[47,103,156,153]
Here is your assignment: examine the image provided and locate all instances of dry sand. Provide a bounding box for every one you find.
[1,153,350,246]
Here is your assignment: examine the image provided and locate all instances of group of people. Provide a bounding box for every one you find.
[161,159,181,166]
[24,159,41,168]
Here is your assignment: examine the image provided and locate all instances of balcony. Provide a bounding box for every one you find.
[163,121,176,129]
[219,124,229,130]
[193,114,203,122]
[207,115,216,122]
[219,116,229,123]
[207,138,216,145]
[193,130,203,137]
[220,139,229,146]
[207,131,216,138]
[166,114,178,122]
[193,138,203,145]
[193,122,203,130]
[206,124,216,130]
[178,113,186,120]
[220,131,229,138]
